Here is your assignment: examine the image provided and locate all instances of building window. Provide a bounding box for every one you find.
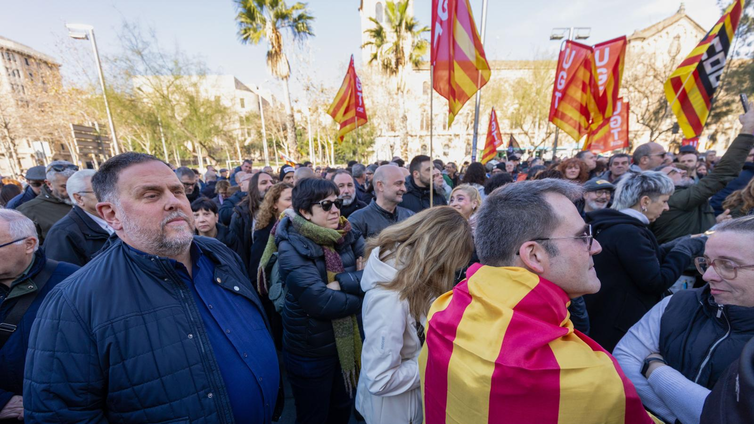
[24,58,30,66]
[375,2,383,23]
[240,98,245,108]
[421,144,428,155]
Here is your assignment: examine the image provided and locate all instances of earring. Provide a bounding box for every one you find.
[641,206,647,212]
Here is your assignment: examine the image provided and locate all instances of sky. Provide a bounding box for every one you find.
[0,0,725,102]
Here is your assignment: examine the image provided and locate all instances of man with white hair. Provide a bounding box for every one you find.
[17,161,77,245]
[24,152,279,423]
[0,210,79,421]
[44,170,113,266]
[330,170,366,218]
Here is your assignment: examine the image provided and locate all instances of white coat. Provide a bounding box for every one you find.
[355,247,424,424]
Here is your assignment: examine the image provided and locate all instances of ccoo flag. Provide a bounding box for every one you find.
[327,55,368,141]
[431,0,491,127]
[549,40,600,142]
[584,98,629,153]
[664,0,744,139]
[481,108,502,164]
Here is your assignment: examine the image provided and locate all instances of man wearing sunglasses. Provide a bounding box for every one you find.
[631,142,667,173]
[0,210,79,422]
[5,166,45,210]
[614,215,754,424]
[650,101,754,244]
[17,161,77,245]
[420,180,660,423]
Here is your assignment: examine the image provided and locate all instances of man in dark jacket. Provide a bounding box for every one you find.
[398,155,448,213]
[650,109,754,243]
[614,215,754,424]
[352,164,373,204]
[44,170,112,266]
[0,210,79,422]
[5,166,45,210]
[24,153,279,424]
[330,170,366,218]
[349,165,414,239]
[218,172,252,225]
[710,149,754,215]
[701,336,754,424]
[17,161,77,245]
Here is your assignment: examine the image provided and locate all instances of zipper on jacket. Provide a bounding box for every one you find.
[694,305,731,383]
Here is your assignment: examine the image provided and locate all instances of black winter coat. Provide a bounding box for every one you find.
[710,162,754,216]
[398,176,447,213]
[229,202,254,263]
[275,216,365,357]
[43,206,110,266]
[23,236,274,424]
[583,208,696,352]
[701,336,754,424]
[218,190,246,225]
[339,198,367,219]
[348,200,415,240]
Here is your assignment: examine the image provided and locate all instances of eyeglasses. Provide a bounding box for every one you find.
[181,182,195,189]
[0,237,27,249]
[46,164,79,173]
[78,190,94,194]
[531,224,594,252]
[650,152,667,158]
[695,257,754,280]
[316,199,343,212]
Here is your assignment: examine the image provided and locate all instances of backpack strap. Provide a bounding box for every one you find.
[0,259,58,350]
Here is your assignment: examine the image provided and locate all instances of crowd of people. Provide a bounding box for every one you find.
[0,103,753,423]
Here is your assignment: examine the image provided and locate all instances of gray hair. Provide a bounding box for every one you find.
[45,160,77,182]
[175,167,195,181]
[352,164,366,178]
[294,166,316,180]
[475,179,583,266]
[610,171,675,210]
[91,152,166,203]
[715,215,754,234]
[632,143,653,164]
[0,209,38,251]
[66,169,97,204]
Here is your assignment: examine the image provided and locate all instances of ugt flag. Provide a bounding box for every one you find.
[327,55,368,141]
[664,0,744,138]
[592,37,626,124]
[584,98,629,153]
[431,0,491,127]
[481,108,502,164]
[548,40,599,142]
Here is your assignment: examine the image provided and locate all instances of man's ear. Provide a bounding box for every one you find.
[24,237,38,254]
[517,241,547,275]
[97,202,123,231]
[45,179,52,190]
[73,192,85,208]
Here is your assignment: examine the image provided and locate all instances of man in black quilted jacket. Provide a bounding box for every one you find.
[24,153,279,424]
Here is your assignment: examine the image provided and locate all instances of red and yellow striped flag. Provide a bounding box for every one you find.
[419,264,660,424]
[327,55,368,142]
[591,37,627,124]
[664,0,744,139]
[431,0,491,127]
[481,108,502,164]
[584,98,629,153]
[549,41,600,143]
[280,153,296,167]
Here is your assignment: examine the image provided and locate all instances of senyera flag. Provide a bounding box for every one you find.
[327,55,368,141]
[549,40,598,142]
[664,0,744,139]
[584,98,629,153]
[431,0,491,127]
[280,153,296,167]
[592,37,627,122]
[481,108,502,164]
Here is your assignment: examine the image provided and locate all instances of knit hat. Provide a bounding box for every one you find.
[279,165,294,181]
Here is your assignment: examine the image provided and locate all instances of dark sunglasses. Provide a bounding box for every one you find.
[46,164,79,173]
[316,199,343,212]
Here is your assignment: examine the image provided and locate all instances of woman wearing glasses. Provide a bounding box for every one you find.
[274,178,365,424]
[583,171,707,352]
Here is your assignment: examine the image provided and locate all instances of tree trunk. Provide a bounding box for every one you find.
[281,77,298,159]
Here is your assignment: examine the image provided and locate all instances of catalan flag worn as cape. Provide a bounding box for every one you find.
[664,0,744,139]
[419,264,661,424]
[481,108,502,164]
[327,55,368,141]
[431,0,491,127]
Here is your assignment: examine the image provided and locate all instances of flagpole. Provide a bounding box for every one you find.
[470,0,490,163]
[430,64,434,208]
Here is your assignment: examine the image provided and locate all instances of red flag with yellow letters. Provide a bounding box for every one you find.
[327,55,368,142]
[481,108,502,164]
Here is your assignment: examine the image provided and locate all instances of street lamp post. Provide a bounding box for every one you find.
[66,23,120,155]
[257,86,270,166]
[549,27,590,161]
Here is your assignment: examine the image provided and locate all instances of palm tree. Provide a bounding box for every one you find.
[362,0,428,158]
[235,0,314,159]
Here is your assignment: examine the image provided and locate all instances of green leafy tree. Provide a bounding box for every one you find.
[235,0,314,159]
[362,0,429,158]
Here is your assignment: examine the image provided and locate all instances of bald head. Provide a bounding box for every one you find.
[294,166,317,185]
[374,165,407,210]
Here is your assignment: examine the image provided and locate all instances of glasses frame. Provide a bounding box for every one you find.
[316,198,343,212]
[695,257,754,280]
[531,224,594,251]
[0,237,28,249]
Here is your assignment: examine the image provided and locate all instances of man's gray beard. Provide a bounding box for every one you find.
[121,209,194,257]
[52,189,73,205]
[586,199,607,211]
[341,196,354,206]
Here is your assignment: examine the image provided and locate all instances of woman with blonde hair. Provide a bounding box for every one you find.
[449,184,482,234]
[722,177,754,218]
[356,206,474,424]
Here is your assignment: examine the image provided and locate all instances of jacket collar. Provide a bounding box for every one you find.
[405,175,429,195]
[275,215,355,259]
[72,206,111,237]
[699,285,754,332]
[6,250,46,300]
[369,199,399,220]
[36,184,67,205]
